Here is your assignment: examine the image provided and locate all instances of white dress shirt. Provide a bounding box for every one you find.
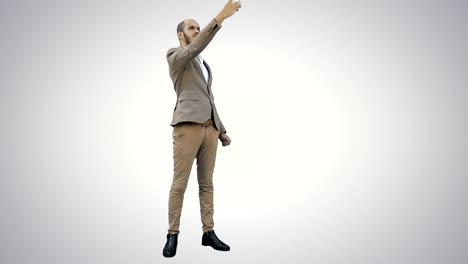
[196,55,210,82]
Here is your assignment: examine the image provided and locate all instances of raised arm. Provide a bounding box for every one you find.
[167,0,242,72]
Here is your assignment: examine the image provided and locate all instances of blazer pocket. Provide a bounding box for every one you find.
[178,93,199,102]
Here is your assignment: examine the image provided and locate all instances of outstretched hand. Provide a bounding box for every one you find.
[216,0,242,25]
[223,0,242,17]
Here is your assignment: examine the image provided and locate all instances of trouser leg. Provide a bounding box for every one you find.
[196,125,220,232]
[168,124,203,234]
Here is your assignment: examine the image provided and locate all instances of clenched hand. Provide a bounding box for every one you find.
[219,133,232,147]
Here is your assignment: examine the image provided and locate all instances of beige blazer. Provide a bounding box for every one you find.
[166,19,226,134]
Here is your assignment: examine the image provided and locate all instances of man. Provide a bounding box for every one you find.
[162,0,242,258]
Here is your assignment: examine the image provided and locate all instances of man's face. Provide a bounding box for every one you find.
[181,19,200,45]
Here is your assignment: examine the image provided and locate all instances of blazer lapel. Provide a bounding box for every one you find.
[203,60,213,87]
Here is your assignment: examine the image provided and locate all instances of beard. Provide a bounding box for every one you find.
[183,30,199,45]
[183,31,192,45]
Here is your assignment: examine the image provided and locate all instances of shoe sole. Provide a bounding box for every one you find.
[202,243,230,251]
[163,251,176,258]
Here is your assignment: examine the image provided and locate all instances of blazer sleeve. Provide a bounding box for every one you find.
[220,121,226,134]
[167,19,222,72]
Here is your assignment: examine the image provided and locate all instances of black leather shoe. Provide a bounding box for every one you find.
[202,230,230,251]
[163,233,178,258]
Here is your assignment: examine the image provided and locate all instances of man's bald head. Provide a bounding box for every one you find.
[176,19,200,47]
[176,20,185,33]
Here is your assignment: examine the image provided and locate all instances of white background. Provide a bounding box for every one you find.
[1,0,467,263]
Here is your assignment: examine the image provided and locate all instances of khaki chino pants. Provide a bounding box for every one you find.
[168,121,220,234]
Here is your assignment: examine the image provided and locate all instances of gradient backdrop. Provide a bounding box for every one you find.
[1,0,467,263]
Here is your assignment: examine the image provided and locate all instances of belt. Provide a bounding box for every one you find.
[177,120,213,127]
[200,119,213,127]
